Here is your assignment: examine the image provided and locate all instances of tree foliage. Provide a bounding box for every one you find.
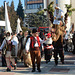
[17,0,24,20]
[26,7,49,27]
[8,1,18,31]
[0,6,5,20]
[65,4,75,16]
[44,1,54,23]
[65,4,75,25]
[0,1,19,31]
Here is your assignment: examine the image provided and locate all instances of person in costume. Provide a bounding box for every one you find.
[44,33,54,63]
[0,32,16,72]
[12,32,19,63]
[52,22,65,65]
[25,29,44,72]
[53,6,64,29]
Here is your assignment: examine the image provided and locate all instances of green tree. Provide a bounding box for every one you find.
[0,6,5,20]
[37,6,49,27]
[26,7,49,27]
[17,0,24,20]
[44,1,54,24]
[9,0,18,31]
[65,4,75,25]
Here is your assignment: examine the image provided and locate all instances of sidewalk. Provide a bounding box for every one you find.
[0,52,75,75]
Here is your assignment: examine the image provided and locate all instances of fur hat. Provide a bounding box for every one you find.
[32,29,37,33]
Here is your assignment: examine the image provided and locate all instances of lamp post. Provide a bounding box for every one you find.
[44,0,47,15]
[24,0,27,27]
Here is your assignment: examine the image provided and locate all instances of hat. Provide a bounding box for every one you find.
[47,33,51,38]
[55,6,60,9]
[32,29,37,33]
[6,32,10,36]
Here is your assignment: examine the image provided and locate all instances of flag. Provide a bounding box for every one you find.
[5,1,12,33]
[16,18,22,34]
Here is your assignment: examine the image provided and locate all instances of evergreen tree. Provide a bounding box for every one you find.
[17,0,24,20]
[10,0,14,10]
[26,7,49,27]
[0,6,5,20]
[0,1,19,31]
[9,0,18,31]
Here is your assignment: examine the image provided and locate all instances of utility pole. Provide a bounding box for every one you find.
[24,0,27,27]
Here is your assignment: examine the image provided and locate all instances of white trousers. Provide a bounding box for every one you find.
[6,51,15,69]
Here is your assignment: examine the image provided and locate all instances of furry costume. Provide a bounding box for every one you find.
[23,52,32,67]
[52,22,65,65]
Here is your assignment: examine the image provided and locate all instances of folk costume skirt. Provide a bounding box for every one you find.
[44,48,52,60]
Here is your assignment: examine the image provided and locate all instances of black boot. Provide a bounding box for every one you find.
[48,60,50,62]
[15,57,17,63]
[6,68,11,72]
[32,69,35,72]
[46,60,48,63]
[32,64,35,72]
[55,62,58,66]
[62,62,64,64]
[37,68,41,72]
[14,65,17,70]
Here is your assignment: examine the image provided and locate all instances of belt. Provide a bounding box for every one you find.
[31,47,40,51]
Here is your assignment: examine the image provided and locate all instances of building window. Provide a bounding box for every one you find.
[27,5,29,9]
[27,3,44,9]
[29,4,33,9]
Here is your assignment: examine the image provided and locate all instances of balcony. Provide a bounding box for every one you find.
[27,0,43,4]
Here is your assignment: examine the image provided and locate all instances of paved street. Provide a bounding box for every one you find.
[0,52,75,75]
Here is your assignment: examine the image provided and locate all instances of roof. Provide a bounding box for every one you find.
[0,21,5,26]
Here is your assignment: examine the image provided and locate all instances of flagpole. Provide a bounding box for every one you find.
[24,0,27,27]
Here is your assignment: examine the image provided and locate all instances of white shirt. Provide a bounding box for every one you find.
[54,9,64,19]
[25,37,44,51]
[0,36,11,50]
[53,8,64,25]
[11,35,19,46]
[44,37,53,44]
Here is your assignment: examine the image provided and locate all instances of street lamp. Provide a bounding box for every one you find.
[24,0,27,27]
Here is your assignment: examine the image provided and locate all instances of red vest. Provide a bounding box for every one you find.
[30,36,41,49]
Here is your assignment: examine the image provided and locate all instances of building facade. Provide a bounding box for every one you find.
[24,0,75,30]
[71,0,75,30]
[25,0,44,14]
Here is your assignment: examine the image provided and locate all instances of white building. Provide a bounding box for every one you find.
[71,0,75,30]
[0,21,5,26]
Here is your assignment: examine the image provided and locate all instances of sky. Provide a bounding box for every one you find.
[0,0,24,10]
